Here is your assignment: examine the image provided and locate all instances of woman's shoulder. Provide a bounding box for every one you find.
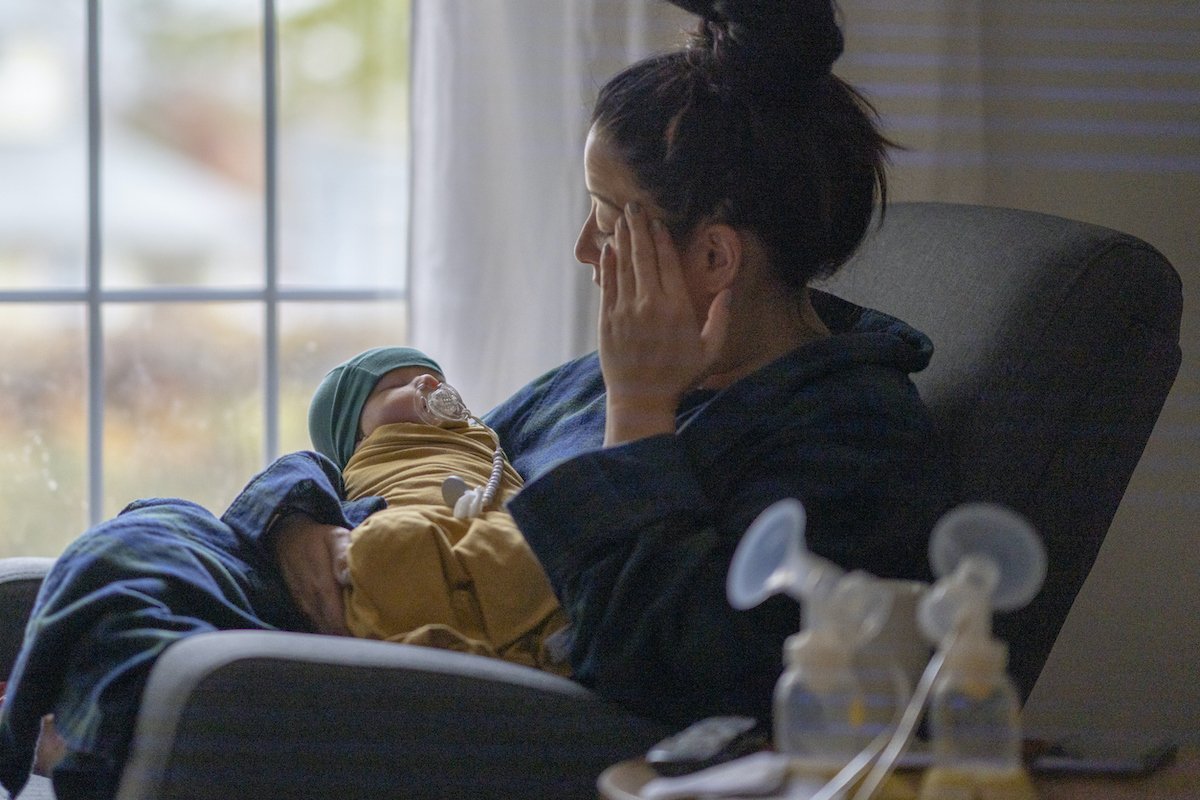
[810,289,934,374]
[485,352,603,434]
[484,352,607,481]
[677,295,939,496]
[705,293,933,427]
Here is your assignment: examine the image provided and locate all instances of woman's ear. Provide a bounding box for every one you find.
[696,223,743,292]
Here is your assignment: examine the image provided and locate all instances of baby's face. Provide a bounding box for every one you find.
[357,366,445,445]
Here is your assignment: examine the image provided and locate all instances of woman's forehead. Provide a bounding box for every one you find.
[584,127,641,205]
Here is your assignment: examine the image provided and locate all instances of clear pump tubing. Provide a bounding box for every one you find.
[846,634,955,800]
[808,642,952,800]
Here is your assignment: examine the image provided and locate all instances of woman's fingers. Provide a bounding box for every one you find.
[598,241,618,332]
[599,241,614,304]
[329,525,352,587]
[649,216,687,300]
[624,202,662,297]
[614,206,637,302]
[33,715,67,777]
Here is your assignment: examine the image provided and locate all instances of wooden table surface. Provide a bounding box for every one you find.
[598,748,1199,800]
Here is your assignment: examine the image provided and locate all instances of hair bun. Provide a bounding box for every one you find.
[669,0,845,96]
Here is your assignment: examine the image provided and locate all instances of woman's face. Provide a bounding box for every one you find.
[574,126,661,285]
[357,366,445,444]
[575,125,720,331]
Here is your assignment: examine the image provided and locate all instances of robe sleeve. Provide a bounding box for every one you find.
[221,450,386,551]
[507,433,798,728]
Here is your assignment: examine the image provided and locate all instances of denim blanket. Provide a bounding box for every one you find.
[0,453,383,799]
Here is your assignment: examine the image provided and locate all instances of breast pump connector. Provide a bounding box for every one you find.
[411,380,506,520]
[727,499,903,770]
[916,503,1046,789]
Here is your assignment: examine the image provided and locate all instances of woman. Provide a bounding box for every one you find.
[0,1,943,796]
[483,0,944,726]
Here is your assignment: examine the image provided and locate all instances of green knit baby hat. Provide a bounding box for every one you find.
[308,346,444,470]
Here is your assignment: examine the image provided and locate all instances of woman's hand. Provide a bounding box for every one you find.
[271,513,353,636]
[33,715,67,777]
[1,683,68,777]
[598,202,730,445]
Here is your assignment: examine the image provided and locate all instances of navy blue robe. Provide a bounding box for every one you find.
[488,291,945,728]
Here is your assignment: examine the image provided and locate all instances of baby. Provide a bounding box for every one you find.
[308,347,569,675]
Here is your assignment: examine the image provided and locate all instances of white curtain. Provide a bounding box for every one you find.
[409,0,695,413]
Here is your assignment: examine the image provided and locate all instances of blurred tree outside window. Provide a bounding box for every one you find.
[0,0,411,558]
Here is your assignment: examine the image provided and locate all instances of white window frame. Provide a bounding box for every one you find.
[0,0,405,526]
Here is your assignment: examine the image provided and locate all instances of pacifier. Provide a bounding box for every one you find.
[414,381,470,426]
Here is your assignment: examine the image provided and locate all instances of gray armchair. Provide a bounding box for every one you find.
[0,202,1182,799]
[817,201,1182,702]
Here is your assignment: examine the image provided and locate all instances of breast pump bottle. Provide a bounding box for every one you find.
[915,503,1045,800]
[727,499,903,775]
[773,570,894,766]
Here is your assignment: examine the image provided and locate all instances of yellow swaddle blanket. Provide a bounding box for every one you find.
[341,421,570,675]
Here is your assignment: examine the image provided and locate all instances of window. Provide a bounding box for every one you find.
[0,0,411,557]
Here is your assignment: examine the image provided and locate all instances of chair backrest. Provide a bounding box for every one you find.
[817,201,1183,700]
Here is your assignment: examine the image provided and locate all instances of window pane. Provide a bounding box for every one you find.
[104,303,263,517]
[278,0,410,289]
[0,305,87,557]
[101,0,263,289]
[0,0,87,290]
[279,300,407,454]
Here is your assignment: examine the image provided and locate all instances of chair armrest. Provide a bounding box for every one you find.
[0,558,54,679]
[119,630,669,800]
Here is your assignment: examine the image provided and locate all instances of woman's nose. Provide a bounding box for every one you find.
[574,217,600,266]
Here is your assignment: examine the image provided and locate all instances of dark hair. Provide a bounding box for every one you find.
[591,0,890,288]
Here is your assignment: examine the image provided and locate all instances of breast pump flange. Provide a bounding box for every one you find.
[727,499,894,646]
[727,498,898,766]
[918,503,1047,644]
